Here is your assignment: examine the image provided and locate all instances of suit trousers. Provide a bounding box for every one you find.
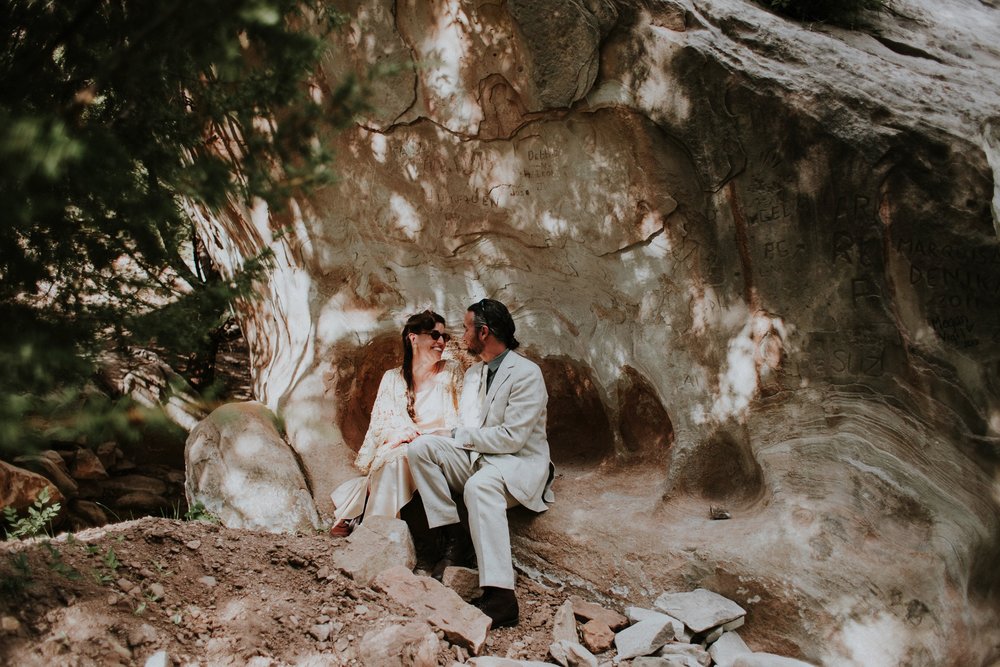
[407,434,519,589]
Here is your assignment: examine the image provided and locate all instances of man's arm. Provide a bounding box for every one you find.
[453,364,547,455]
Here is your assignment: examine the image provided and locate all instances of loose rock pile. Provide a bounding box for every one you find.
[333,518,815,666]
[458,585,813,667]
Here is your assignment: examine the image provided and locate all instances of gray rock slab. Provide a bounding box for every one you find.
[143,651,171,667]
[653,589,746,633]
[614,616,676,661]
[467,659,554,667]
[553,599,579,643]
[625,607,691,643]
[633,658,688,667]
[656,642,711,666]
[549,640,599,667]
[704,626,724,644]
[731,654,816,667]
[332,516,416,587]
[722,616,745,632]
[709,631,752,667]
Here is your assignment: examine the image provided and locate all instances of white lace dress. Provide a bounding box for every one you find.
[331,360,462,523]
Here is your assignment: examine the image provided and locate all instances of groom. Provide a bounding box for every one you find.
[407,298,554,627]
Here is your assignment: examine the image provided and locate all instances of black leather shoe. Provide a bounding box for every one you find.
[431,523,474,580]
[475,586,519,628]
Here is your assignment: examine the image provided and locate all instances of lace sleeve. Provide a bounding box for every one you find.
[354,368,415,474]
[443,359,465,429]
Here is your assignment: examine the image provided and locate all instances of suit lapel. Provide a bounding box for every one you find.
[479,352,517,426]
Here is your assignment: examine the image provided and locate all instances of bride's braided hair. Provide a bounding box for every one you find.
[401,309,446,421]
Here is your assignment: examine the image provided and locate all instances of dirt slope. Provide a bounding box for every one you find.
[0,518,566,666]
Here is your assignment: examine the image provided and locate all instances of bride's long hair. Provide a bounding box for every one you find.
[401,310,446,420]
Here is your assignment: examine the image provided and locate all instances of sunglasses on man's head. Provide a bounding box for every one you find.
[421,330,451,342]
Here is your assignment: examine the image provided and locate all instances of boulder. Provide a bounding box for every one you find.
[67,499,108,529]
[0,461,65,516]
[13,451,78,499]
[115,492,171,513]
[70,447,109,480]
[373,566,490,655]
[103,475,168,497]
[332,516,416,586]
[358,621,441,667]
[184,401,320,533]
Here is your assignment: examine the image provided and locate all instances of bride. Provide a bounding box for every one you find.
[329,310,463,536]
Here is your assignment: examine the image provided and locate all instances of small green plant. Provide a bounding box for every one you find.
[161,501,183,520]
[92,545,121,585]
[151,559,173,576]
[184,501,219,523]
[0,552,32,595]
[103,546,121,573]
[3,487,61,540]
[133,601,147,616]
[93,569,114,585]
[42,542,81,580]
[761,0,891,26]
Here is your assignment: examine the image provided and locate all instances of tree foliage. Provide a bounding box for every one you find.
[0,0,364,455]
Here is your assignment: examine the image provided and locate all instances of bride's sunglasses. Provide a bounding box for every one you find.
[421,330,452,343]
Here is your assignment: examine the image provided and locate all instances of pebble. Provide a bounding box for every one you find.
[310,623,332,642]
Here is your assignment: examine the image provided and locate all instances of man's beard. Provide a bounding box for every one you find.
[466,338,484,356]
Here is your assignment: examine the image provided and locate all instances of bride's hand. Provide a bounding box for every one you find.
[388,428,419,448]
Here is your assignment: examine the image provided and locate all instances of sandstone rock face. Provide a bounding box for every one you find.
[184,402,320,533]
[195,0,1000,663]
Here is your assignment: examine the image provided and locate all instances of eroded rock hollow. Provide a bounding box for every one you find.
[194,0,1000,663]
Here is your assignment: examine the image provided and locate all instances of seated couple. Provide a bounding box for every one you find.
[329,298,554,627]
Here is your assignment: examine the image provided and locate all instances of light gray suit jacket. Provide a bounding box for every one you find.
[453,351,554,512]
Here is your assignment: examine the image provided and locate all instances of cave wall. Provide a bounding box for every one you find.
[196,0,1000,663]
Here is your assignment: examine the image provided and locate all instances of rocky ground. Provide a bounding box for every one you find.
[0,517,583,666]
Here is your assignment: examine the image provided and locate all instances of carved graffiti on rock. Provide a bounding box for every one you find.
[807,331,886,378]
